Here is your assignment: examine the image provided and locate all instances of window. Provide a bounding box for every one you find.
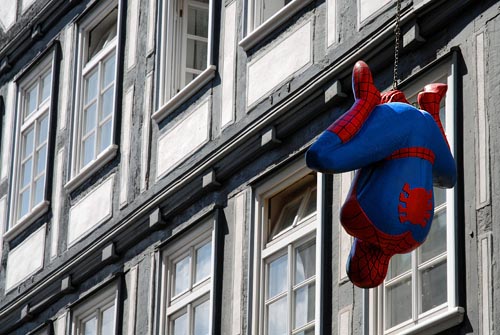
[70,1,120,184]
[253,161,321,335]
[72,283,118,335]
[160,221,215,335]
[9,53,55,233]
[240,0,313,51]
[158,0,215,112]
[367,58,463,334]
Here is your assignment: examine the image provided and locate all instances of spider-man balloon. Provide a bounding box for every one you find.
[306,61,456,288]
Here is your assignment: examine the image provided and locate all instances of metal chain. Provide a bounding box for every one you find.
[393,0,402,90]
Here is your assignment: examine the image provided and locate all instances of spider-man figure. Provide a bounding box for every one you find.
[306,61,456,288]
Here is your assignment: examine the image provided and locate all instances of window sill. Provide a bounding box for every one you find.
[396,306,465,335]
[65,144,119,192]
[239,0,313,51]
[3,200,50,241]
[152,65,216,123]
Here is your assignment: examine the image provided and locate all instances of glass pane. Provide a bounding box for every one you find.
[99,120,112,153]
[267,297,287,335]
[262,0,289,22]
[85,71,99,103]
[172,312,188,335]
[270,196,302,239]
[88,10,117,60]
[23,129,35,158]
[19,189,30,218]
[101,305,115,335]
[439,105,446,129]
[82,134,96,167]
[194,300,210,335]
[41,71,52,102]
[421,261,447,313]
[84,104,97,135]
[385,278,412,329]
[34,177,45,205]
[174,255,191,296]
[434,187,446,207]
[295,243,315,284]
[294,283,315,329]
[419,209,447,263]
[268,254,288,298]
[186,39,208,71]
[36,146,47,175]
[301,190,316,219]
[187,5,209,38]
[101,87,114,119]
[83,317,97,335]
[21,158,33,188]
[103,55,116,87]
[387,253,411,280]
[38,115,49,143]
[195,242,212,283]
[26,84,38,116]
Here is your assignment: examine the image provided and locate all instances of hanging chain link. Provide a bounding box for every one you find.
[393,0,402,90]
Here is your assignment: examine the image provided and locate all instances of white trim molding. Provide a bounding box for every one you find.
[475,31,490,208]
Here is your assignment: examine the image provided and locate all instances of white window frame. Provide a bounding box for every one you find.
[7,52,55,237]
[154,0,216,122]
[71,283,119,335]
[366,58,464,335]
[159,219,216,335]
[0,98,4,178]
[67,0,121,191]
[239,0,313,51]
[252,159,323,335]
[338,171,354,283]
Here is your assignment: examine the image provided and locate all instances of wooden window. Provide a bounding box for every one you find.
[367,59,464,335]
[160,220,215,335]
[253,161,322,335]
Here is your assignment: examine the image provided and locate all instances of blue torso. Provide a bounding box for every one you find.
[345,103,443,243]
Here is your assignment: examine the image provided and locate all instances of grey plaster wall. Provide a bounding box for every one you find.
[0,0,498,334]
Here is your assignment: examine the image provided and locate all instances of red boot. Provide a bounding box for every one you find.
[328,61,381,143]
[418,83,448,145]
[346,238,392,288]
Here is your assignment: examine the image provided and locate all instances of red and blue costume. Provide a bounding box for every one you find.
[306,61,456,288]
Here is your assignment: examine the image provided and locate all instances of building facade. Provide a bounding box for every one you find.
[0,0,497,334]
